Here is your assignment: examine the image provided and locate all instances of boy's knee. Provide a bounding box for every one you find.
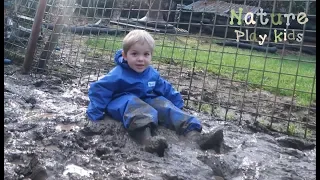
[124,99,159,131]
[146,96,174,108]
[127,112,158,131]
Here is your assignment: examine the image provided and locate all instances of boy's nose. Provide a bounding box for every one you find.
[137,56,144,61]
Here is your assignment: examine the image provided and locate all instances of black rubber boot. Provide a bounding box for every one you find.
[133,126,168,157]
[29,166,48,180]
[186,126,224,153]
[134,126,153,144]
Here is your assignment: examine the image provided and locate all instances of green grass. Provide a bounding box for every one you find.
[85,34,316,106]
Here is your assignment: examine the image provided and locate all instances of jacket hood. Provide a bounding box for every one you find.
[114,49,130,68]
[114,49,128,66]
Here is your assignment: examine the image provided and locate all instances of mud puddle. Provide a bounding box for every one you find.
[55,124,80,132]
[4,64,316,180]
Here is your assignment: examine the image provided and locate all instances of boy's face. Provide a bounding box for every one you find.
[122,42,152,73]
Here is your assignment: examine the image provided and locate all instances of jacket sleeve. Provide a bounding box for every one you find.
[86,73,119,121]
[153,76,184,109]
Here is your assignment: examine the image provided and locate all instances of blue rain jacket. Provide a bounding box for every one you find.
[87,49,184,121]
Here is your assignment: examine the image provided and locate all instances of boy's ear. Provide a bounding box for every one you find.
[121,51,127,60]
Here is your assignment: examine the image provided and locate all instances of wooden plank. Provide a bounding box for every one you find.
[109,21,161,32]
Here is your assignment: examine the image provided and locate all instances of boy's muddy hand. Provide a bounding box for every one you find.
[81,120,106,136]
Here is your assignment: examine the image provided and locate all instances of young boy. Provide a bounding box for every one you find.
[87,30,223,156]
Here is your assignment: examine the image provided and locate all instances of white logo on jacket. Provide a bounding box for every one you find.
[148,81,156,87]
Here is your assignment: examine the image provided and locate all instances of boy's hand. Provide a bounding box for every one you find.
[81,120,105,136]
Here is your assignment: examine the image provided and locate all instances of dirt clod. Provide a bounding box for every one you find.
[144,136,169,157]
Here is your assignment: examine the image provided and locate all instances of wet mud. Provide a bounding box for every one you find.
[4,64,316,180]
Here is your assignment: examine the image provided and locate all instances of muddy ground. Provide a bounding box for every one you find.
[4,60,316,179]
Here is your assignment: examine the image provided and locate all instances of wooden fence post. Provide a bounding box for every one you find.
[22,0,47,74]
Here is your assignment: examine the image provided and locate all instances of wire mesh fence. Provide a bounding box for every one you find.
[4,0,316,139]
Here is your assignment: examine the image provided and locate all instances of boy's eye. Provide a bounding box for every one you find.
[132,52,137,56]
[145,53,150,56]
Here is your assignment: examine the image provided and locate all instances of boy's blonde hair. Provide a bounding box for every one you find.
[122,29,155,55]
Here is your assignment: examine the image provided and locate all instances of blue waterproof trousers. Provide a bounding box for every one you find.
[107,94,202,135]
